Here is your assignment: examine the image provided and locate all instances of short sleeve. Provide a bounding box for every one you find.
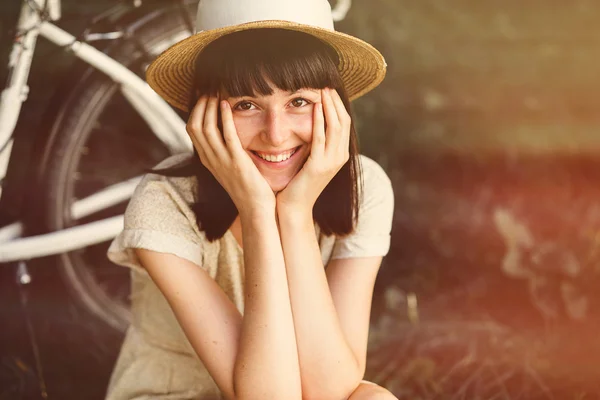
[107,154,205,273]
[330,155,395,260]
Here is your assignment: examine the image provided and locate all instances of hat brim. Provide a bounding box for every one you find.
[146,20,387,112]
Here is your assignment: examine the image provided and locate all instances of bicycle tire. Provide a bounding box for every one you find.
[37,2,195,332]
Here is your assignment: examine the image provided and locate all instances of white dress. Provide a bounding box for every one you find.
[105,153,394,399]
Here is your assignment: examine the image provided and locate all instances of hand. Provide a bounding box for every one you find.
[186,96,276,216]
[275,88,351,216]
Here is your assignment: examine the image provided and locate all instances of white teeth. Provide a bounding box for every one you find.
[256,148,297,163]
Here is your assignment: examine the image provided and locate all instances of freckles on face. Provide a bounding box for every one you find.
[284,110,315,142]
[232,112,313,146]
[223,86,322,192]
[228,90,320,146]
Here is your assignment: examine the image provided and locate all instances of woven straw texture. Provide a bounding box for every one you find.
[146,21,387,111]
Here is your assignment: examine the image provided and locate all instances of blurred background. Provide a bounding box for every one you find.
[1,0,600,399]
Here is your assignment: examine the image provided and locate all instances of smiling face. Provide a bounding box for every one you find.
[189,29,361,236]
[223,85,322,192]
[192,28,346,193]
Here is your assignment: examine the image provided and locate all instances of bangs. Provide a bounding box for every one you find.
[192,29,342,101]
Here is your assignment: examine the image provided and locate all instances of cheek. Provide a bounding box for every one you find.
[231,117,256,148]
[290,114,314,141]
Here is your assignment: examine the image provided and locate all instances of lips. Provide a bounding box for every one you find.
[252,146,300,160]
[254,147,298,162]
[250,146,302,168]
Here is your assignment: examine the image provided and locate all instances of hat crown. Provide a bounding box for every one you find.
[196,0,335,32]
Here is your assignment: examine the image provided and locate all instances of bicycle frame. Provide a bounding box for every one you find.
[0,0,191,263]
[0,0,353,264]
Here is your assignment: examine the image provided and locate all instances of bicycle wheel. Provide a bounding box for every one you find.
[37,3,195,331]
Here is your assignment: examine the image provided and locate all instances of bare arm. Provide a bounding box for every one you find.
[233,207,302,399]
[277,208,380,400]
[273,88,389,400]
[136,248,243,400]
[136,207,302,400]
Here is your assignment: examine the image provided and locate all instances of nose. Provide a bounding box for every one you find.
[261,109,290,147]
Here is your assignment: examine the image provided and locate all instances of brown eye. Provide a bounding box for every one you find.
[291,98,309,108]
[235,101,254,111]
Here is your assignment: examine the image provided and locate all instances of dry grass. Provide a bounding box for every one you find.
[365,287,600,400]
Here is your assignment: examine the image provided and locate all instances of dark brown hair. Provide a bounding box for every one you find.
[153,29,363,242]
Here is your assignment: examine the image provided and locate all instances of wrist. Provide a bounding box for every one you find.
[276,204,312,226]
[239,204,276,224]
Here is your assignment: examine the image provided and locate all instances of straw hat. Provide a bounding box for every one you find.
[146,0,387,112]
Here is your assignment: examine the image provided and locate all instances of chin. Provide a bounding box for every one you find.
[269,182,290,193]
[267,177,293,193]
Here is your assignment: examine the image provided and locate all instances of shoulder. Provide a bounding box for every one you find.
[108,153,207,271]
[132,153,197,205]
[358,153,392,179]
[356,154,394,208]
[146,152,198,200]
[125,153,201,236]
[326,154,394,260]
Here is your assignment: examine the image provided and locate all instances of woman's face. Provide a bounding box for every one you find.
[223,83,323,193]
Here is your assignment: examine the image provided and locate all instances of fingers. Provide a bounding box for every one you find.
[311,102,325,159]
[329,88,350,127]
[187,94,238,172]
[330,89,352,155]
[220,100,244,158]
[187,96,211,164]
[321,88,340,132]
[321,88,350,156]
[203,96,227,160]
[186,95,274,208]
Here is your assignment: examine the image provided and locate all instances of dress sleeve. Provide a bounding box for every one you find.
[107,160,205,274]
[330,155,395,260]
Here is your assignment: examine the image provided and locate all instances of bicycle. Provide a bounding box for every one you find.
[0,0,354,332]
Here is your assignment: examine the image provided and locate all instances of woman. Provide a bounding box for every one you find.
[106,0,396,399]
